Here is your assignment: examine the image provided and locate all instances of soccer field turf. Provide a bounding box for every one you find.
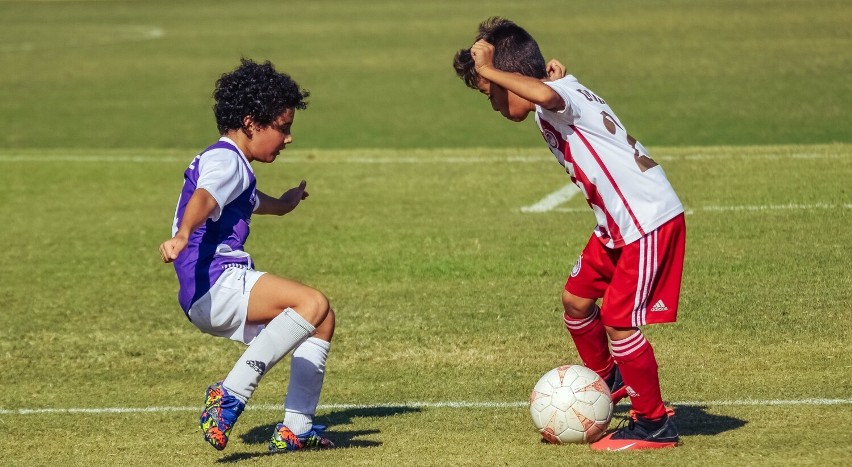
[1,0,850,463]
[0,144,850,465]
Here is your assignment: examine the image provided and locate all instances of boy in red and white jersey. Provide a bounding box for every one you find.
[453,18,685,450]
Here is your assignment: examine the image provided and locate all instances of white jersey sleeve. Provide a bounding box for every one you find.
[535,75,683,248]
[196,148,253,222]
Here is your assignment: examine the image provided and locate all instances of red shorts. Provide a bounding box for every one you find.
[565,214,685,328]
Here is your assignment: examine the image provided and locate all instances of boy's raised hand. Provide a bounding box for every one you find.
[546,59,566,80]
[470,39,495,72]
[282,179,308,203]
[277,180,309,214]
[254,180,309,216]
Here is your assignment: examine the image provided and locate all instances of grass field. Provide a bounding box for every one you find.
[0,0,849,149]
[1,0,851,465]
[1,144,850,465]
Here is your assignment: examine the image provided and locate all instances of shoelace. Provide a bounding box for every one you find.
[298,424,330,447]
[617,409,673,434]
[608,409,640,433]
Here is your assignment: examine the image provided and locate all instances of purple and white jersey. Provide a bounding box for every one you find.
[170,138,259,314]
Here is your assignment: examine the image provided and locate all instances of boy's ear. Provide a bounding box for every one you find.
[241,115,255,137]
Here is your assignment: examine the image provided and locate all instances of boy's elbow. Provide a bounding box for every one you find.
[539,91,564,112]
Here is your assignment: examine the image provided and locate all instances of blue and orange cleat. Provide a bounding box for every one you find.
[199,381,245,451]
[591,409,679,451]
[268,423,335,453]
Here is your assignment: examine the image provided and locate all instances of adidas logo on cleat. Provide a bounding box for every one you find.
[650,300,668,312]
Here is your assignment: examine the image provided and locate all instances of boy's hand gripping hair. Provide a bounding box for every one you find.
[469,40,496,74]
[546,59,566,81]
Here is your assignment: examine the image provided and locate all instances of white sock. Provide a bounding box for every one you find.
[223,308,315,402]
[284,337,330,434]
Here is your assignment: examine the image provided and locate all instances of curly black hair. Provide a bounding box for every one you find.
[453,17,546,90]
[213,59,310,134]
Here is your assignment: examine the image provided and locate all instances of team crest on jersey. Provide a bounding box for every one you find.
[570,255,582,277]
[543,129,559,150]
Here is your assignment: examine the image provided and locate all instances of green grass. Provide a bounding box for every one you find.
[0,144,850,465]
[0,0,850,464]
[0,0,849,149]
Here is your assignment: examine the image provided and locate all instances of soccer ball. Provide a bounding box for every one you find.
[529,364,613,444]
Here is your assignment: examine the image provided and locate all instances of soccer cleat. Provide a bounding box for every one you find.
[199,381,245,451]
[605,365,628,404]
[268,423,335,453]
[590,411,679,451]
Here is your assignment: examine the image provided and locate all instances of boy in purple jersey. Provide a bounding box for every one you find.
[160,59,335,453]
[452,18,684,451]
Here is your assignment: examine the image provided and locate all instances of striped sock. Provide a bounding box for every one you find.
[610,331,666,420]
[564,305,615,381]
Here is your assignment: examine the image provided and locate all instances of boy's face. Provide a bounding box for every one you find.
[248,108,295,163]
[476,77,532,122]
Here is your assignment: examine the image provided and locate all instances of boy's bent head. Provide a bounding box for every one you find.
[453,17,546,89]
[213,59,310,134]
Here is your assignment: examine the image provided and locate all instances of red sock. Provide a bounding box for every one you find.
[564,306,615,380]
[611,331,666,420]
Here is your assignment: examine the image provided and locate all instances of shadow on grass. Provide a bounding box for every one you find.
[613,404,746,436]
[216,405,421,463]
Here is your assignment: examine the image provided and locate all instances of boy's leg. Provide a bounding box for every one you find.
[283,310,335,435]
[563,237,619,387]
[591,326,678,451]
[562,293,615,385]
[607,327,666,420]
[222,308,315,401]
[269,312,336,452]
[222,274,330,401]
[590,216,685,450]
[239,275,337,452]
[199,272,332,451]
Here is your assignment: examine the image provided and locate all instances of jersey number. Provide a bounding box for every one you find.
[600,111,658,173]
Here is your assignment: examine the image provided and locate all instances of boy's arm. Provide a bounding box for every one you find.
[471,40,564,111]
[254,180,309,216]
[159,189,218,263]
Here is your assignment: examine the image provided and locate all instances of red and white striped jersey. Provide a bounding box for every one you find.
[535,75,683,248]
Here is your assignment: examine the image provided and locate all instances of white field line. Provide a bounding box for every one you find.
[0,155,547,164]
[1,398,850,415]
[520,184,581,212]
[0,148,848,164]
[540,203,852,215]
[521,185,852,214]
[3,152,847,214]
[0,26,164,54]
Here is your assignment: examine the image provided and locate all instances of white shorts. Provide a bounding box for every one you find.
[188,267,267,344]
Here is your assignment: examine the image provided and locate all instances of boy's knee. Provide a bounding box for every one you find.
[314,308,336,341]
[300,289,330,325]
[562,290,596,319]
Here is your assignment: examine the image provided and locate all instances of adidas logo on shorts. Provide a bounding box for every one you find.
[650,300,668,312]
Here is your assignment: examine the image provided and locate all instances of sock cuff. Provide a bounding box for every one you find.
[610,331,650,361]
[304,336,331,352]
[284,410,313,435]
[564,305,601,333]
[292,336,330,371]
[270,308,316,335]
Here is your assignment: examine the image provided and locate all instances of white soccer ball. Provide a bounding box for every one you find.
[529,364,613,444]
